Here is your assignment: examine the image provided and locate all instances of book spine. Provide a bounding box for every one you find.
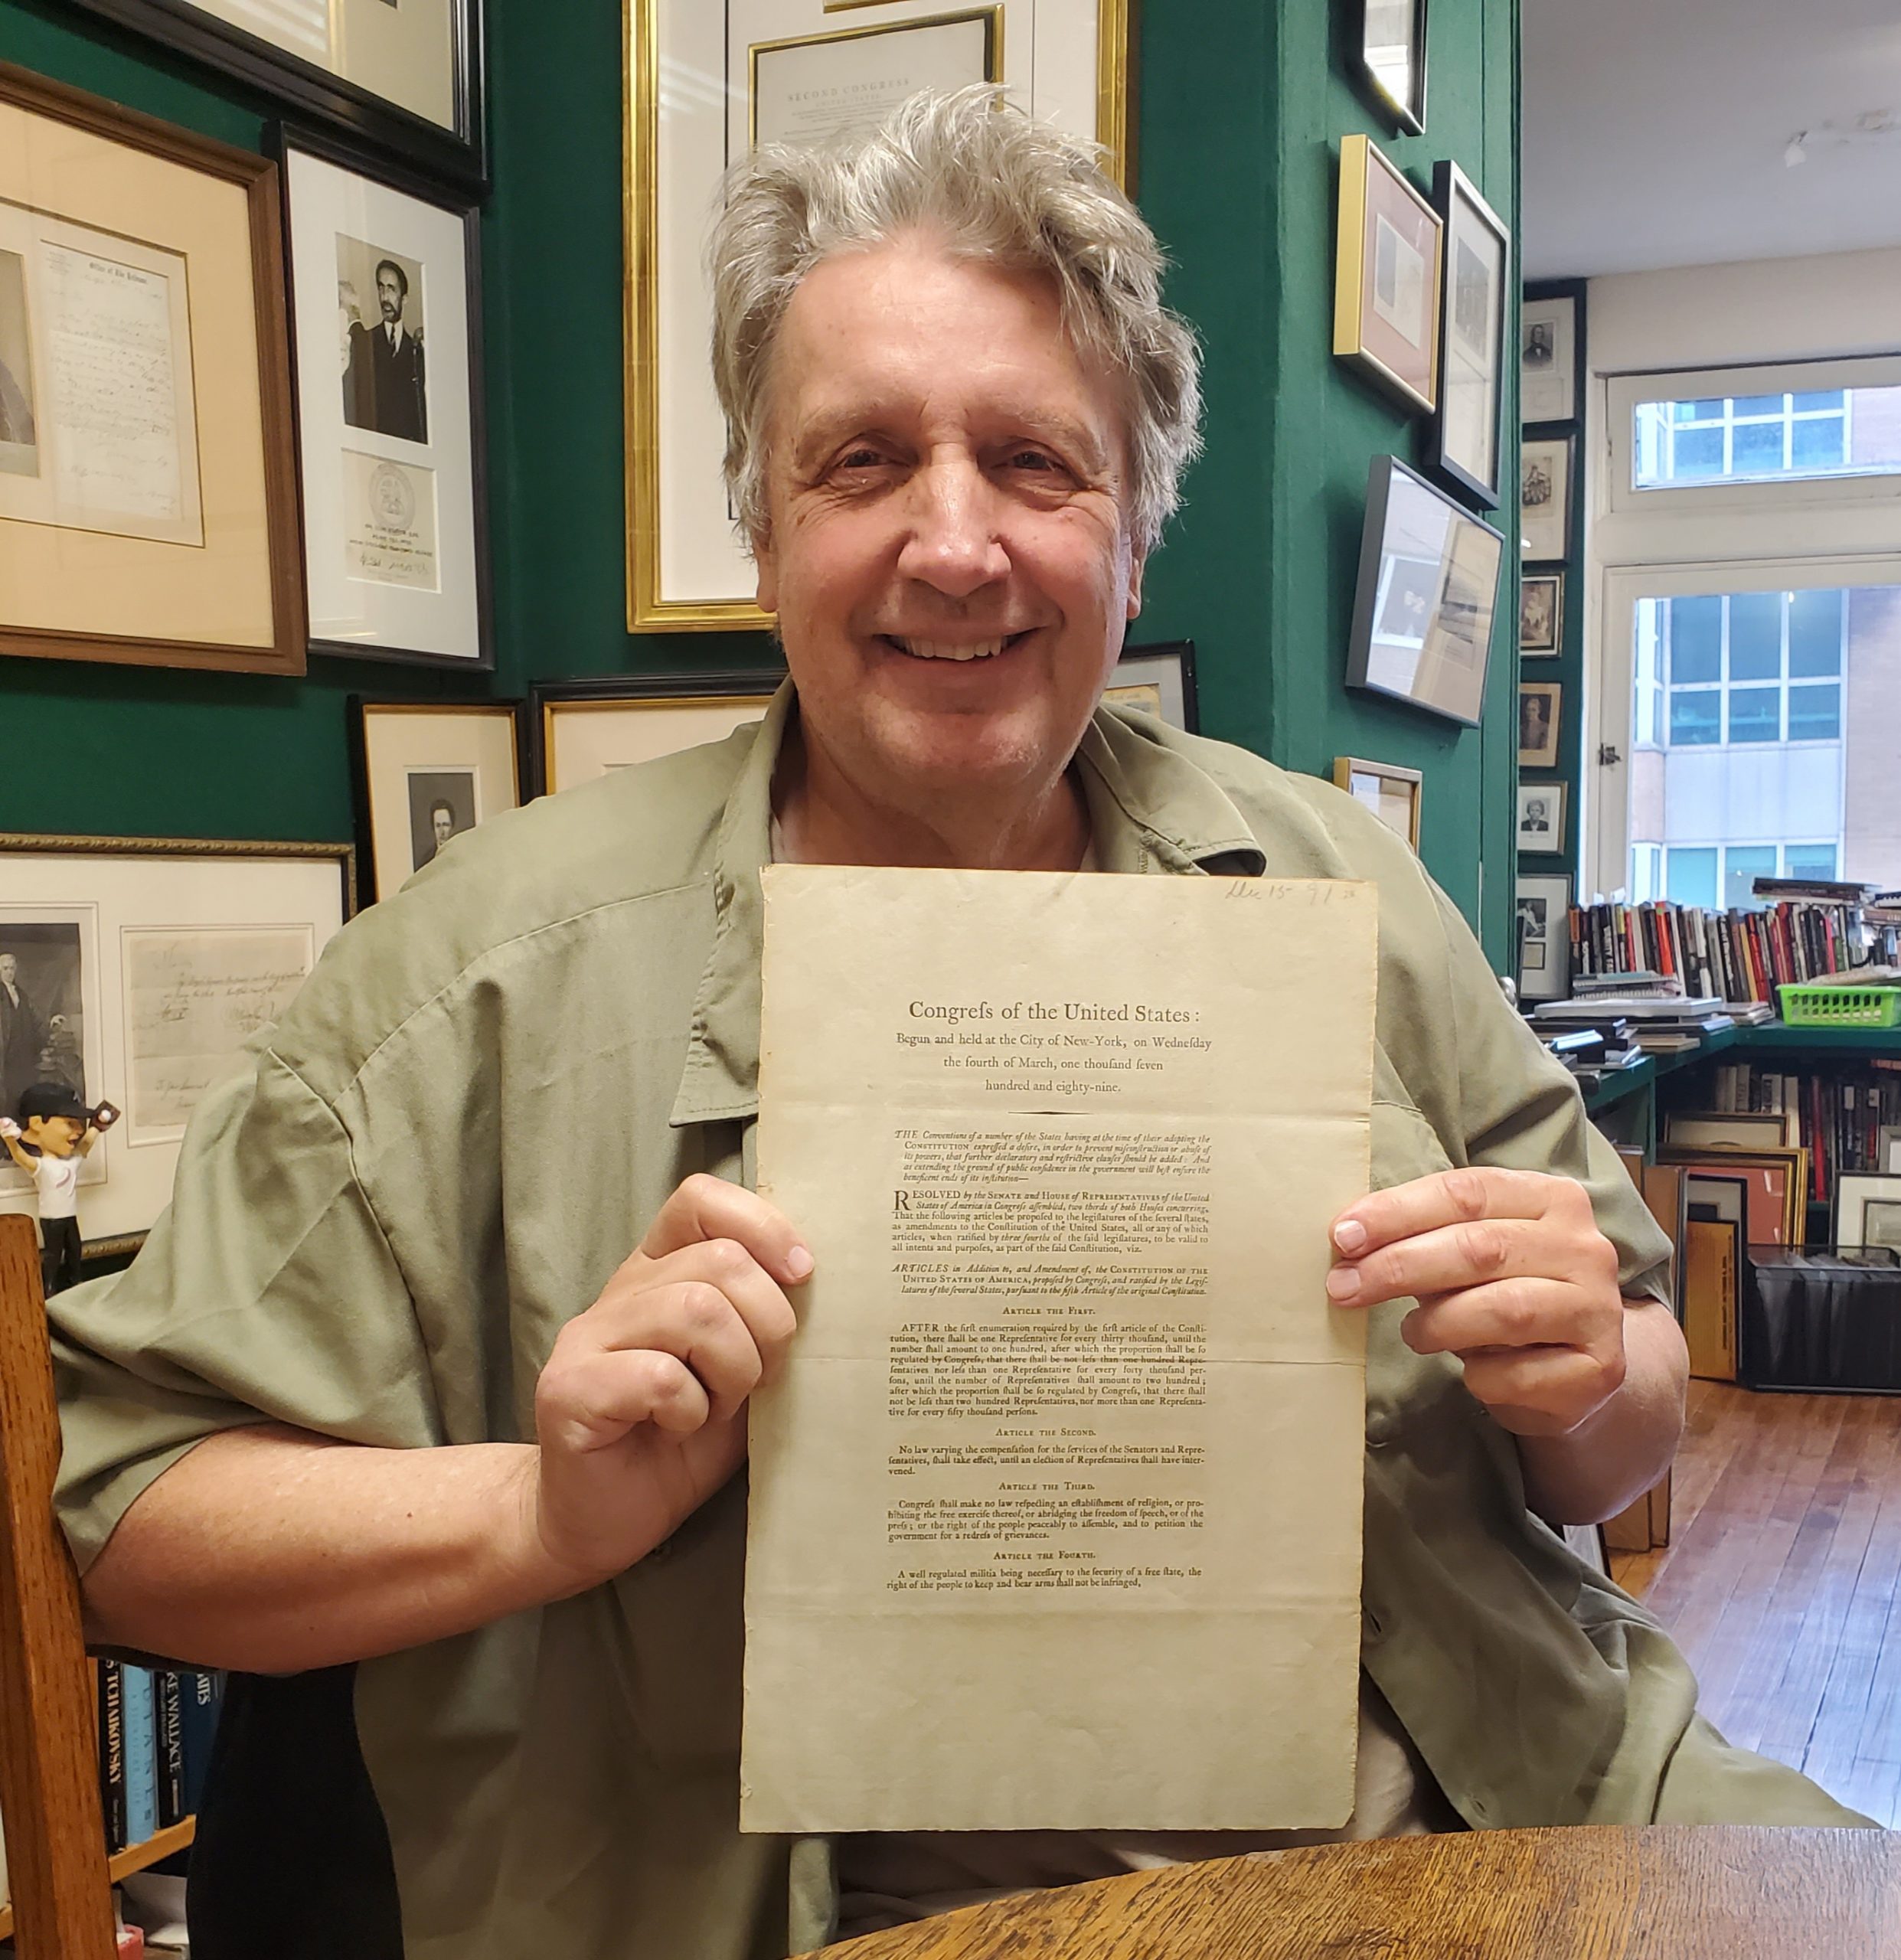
[179,1671,225,1820]
[99,1658,128,1855]
[156,1671,188,1828]
[123,1664,158,1849]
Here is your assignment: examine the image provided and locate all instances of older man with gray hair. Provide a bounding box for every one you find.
[51,88,1863,1960]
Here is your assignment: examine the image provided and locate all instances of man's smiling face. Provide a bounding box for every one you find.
[753,236,1143,818]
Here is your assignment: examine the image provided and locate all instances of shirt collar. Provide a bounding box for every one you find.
[668,684,1266,1129]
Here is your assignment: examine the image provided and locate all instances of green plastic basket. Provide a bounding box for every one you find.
[1777,982,1901,1028]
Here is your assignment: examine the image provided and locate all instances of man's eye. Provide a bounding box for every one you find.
[835,448,885,471]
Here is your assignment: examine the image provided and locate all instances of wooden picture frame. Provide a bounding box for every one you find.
[1427,160,1508,508]
[1333,756,1422,851]
[624,0,1135,632]
[531,670,786,795]
[59,0,488,189]
[1515,781,1565,855]
[1518,681,1562,766]
[1514,871,1571,1003]
[1663,1145,1809,1245]
[0,63,304,675]
[1520,572,1563,655]
[0,834,354,1252]
[348,698,523,903]
[1334,135,1443,414]
[1665,1110,1801,1152]
[1346,454,1504,727]
[1358,0,1428,136]
[1103,641,1200,733]
[279,125,493,668]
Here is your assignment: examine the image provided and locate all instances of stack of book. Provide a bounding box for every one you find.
[1532,992,1736,1057]
[95,1662,223,1856]
[1566,877,1897,1004]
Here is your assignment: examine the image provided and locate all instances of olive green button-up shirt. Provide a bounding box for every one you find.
[51,690,1863,1960]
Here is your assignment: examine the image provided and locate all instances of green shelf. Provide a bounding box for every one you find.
[1575,1020,1901,1118]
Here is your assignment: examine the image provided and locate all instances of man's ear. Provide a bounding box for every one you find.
[753,531,779,616]
[1125,547,1147,622]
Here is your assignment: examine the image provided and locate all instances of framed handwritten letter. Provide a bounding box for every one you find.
[625,0,1135,630]
[279,126,492,668]
[0,835,353,1253]
[0,63,304,675]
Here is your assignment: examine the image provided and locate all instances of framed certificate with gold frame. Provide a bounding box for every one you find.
[624,0,1134,634]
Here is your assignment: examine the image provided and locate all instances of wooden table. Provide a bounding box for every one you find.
[819,1826,1901,1958]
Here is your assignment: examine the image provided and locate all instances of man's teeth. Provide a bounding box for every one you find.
[897,637,1005,662]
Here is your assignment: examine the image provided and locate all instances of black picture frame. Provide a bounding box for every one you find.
[1358,0,1429,136]
[63,0,488,191]
[1106,640,1200,733]
[1427,159,1509,510]
[1514,871,1572,1003]
[275,120,495,671]
[528,670,788,797]
[1519,430,1576,570]
[1521,277,1586,431]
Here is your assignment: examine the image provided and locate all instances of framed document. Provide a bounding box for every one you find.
[1520,433,1573,567]
[60,0,487,188]
[1521,286,1581,427]
[1102,641,1199,733]
[1427,161,1507,509]
[1333,756,1422,851]
[625,0,1135,632]
[1333,134,1442,415]
[1346,455,1504,727]
[0,834,353,1252]
[349,697,522,903]
[531,671,786,794]
[280,129,492,668]
[1514,872,1571,1004]
[0,63,303,675]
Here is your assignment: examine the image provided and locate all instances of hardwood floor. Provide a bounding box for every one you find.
[1611,1379,1901,1827]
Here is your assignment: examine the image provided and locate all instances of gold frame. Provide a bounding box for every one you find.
[622,0,1135,633]
[1331,756,1422,851]
[1332,131,1443,415]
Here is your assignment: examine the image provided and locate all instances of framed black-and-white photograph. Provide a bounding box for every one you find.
[1520,434,1573,567]
[0,835,353,1250]
[280,126,491,668]
[1835,1173,1901,1253]
[1515,782,1566,854]
[1333,756,1422,851]
[1520,572,1563,655]
[1358,0,1427,136]
[1515,871,1572,1003]
[60,0,487,188]
[349,697,522,902]
[1334,135,1443,414]
[531,671,786,796]
[1347,454,1505,727]
[1102,641,1199,733]
[1428,161,1507,508]
[1520,286,1580,426]
[1518,681,1562,766]
[626,0,1134,631]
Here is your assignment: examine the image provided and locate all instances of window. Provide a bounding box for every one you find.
[1656,842,1843,911]
[1630,387,1891,488]
[1646,590,1844,750]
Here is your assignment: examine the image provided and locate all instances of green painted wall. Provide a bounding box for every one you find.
[1,0,1519,960]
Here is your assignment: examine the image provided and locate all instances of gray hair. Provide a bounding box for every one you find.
[707,87,1203,554]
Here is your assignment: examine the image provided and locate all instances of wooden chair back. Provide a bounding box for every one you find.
[0,1210,117,1955]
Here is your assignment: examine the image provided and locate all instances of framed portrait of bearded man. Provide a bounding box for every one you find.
[623,0,1135,632]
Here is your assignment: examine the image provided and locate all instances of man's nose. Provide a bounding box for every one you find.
[895,456,1010,599]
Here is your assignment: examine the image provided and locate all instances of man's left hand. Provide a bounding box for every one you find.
[1325,1166,1628,1438]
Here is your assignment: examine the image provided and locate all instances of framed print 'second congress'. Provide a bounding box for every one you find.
[60,0,487,188]
[0,63,304,675]
[626,0,1134,632]
[281,128,492,668]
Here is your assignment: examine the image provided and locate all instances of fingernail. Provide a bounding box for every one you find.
[1333,1219,1368,1255]
[1326,1264,1360,1302]
[785,1245,815,1280]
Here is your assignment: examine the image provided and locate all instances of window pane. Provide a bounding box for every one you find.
[1785,844,1839,880]
[1679,399,1725,423]
[1732,394,1785,418]
[1733,420,1786,475]
[1670,596,1722,682]
[1727,686,1782,743]
[1792,416,1846,470]
[1669,688,1721,745]
[1793,390,1845,413]
[1666,848,1719,908]
[1724,846,1779,910]
[1788,589,1844,675]
[1727,593,1782,679]
[1787,682,1841,742]
[1671,427,1724,479]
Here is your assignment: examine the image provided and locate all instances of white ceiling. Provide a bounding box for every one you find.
[1522,0,1901,279]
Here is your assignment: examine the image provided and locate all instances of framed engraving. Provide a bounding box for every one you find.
[60,0,487,188]
[1334,134,1442,416]
[1102,641,1199,733]
[1427,160,1507,508]
[625,0,1135,631]
[1520,286,1581,427]
[280,127,492,668]
[531,671,786,795]
[0,63,304,675]
[349,697,523,903]
[0,835,353,1251]
[1520,433,1573,567]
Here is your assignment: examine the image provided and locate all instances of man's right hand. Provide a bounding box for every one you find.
[526,1174,813,1590]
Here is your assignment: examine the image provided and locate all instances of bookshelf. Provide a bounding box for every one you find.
[0,1819,194,1942]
